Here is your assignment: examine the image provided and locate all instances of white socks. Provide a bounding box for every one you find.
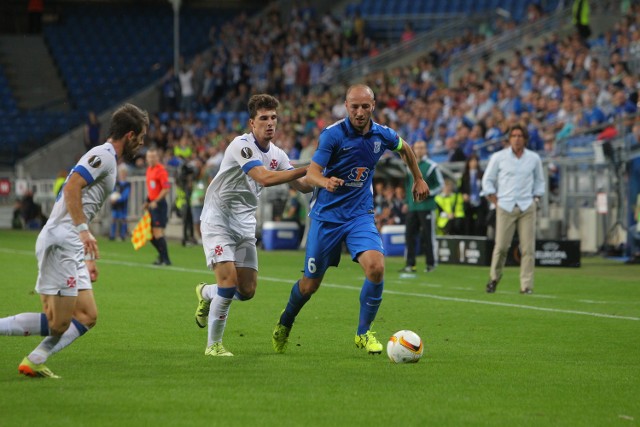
[201,284,218,300]
[207,293,233,346]
[28,320,89,364]
[0,313,45,336]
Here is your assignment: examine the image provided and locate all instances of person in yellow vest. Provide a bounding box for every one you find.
[173,134,193,159]
[435,178,464,235]
[572,0,591,45]
[53,170,68,197]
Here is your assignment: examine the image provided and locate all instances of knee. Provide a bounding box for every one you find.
[81,315,97,329]
[365,262,385,283]
[299,278,320,296]
[236,289,255,301]
[49,320,71,337]
[74,310,97,329]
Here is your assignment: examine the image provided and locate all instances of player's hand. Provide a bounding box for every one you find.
[79,230,100,260]
[412,178,429,202]
[86,259,98,282]
[324,177,344,192]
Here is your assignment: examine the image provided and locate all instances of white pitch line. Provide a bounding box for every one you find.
[1,248,638,321]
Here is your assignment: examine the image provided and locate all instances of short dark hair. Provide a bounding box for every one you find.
[508,124,529,140]
[108,103,149,140]
[248,94,279,119]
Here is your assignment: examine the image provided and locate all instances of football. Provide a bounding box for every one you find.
[109,191,121,203]
[386,330,424,363]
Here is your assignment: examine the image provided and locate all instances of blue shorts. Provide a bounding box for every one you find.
[303,215,384,278]
[150,199,168,228]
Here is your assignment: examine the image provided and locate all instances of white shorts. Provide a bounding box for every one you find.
[35,225,92,297]
[201,221,258,271]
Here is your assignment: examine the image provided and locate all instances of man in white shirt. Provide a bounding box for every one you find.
[194,94,312,356]
[482,124,545,294]
[0,104,148,378]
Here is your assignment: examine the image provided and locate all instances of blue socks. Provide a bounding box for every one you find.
[357,278,383,335]
[280,281,311,328]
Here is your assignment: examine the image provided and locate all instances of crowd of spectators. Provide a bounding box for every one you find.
[114,1,640,238]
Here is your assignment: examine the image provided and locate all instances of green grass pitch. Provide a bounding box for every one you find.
[0,229,638,426]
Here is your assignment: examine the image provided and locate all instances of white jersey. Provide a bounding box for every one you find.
[201,133,293,236]
[35,142,117,296]
[45,142,118,231]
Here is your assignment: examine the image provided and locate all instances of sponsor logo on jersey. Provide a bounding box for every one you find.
[270,159,278,169]
[373,140,381,153]
[241,147,253,159]
[345,167,369,187]
[88,155,102,168]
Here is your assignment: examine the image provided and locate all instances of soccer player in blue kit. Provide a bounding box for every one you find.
[272,84,429,354]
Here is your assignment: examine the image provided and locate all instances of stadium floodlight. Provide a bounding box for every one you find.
[168,0,182,75]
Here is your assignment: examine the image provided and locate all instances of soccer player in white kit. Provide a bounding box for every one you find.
[194,94,312,356]
[0,104,148,378]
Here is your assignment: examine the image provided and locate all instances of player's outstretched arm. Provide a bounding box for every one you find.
[247,165,308,188]
[290,176,314,194]
[304,162,344,192]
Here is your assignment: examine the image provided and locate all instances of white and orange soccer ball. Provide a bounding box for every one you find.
[386,330,424,363]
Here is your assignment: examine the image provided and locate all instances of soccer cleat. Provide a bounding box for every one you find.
[194,282,211,328]
[520,288,533,294]
[355,330,383,354]
[398,265,416,273]
[272,320,291,354]
[205,342,233,357]
[18,357,60,379]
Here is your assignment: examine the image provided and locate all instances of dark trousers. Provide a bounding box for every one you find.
[404,209,436,268]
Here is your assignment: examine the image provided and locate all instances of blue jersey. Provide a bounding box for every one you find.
[310,118,402,223]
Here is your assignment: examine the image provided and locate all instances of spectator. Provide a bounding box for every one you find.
[459,153,488,236]
[109,165,131,241]
[84,111,101,152]
[179,64,195,113]
[159,66,179,113]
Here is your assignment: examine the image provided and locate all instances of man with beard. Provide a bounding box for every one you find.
[0,103,149,378]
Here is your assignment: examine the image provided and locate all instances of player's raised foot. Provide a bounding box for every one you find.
[205,342,233,357]
[355,330,383,354]
[18,357,60,379]
[194,282,211,328]
[272,321,291,354]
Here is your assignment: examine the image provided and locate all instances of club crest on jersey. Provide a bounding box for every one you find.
[88,155,102,168]
[373,140,381,153]
[240,147,253,159]
[270,159,278,169]
[214,245,223,256]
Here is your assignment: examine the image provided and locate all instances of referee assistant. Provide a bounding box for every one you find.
[144,147,172,265]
